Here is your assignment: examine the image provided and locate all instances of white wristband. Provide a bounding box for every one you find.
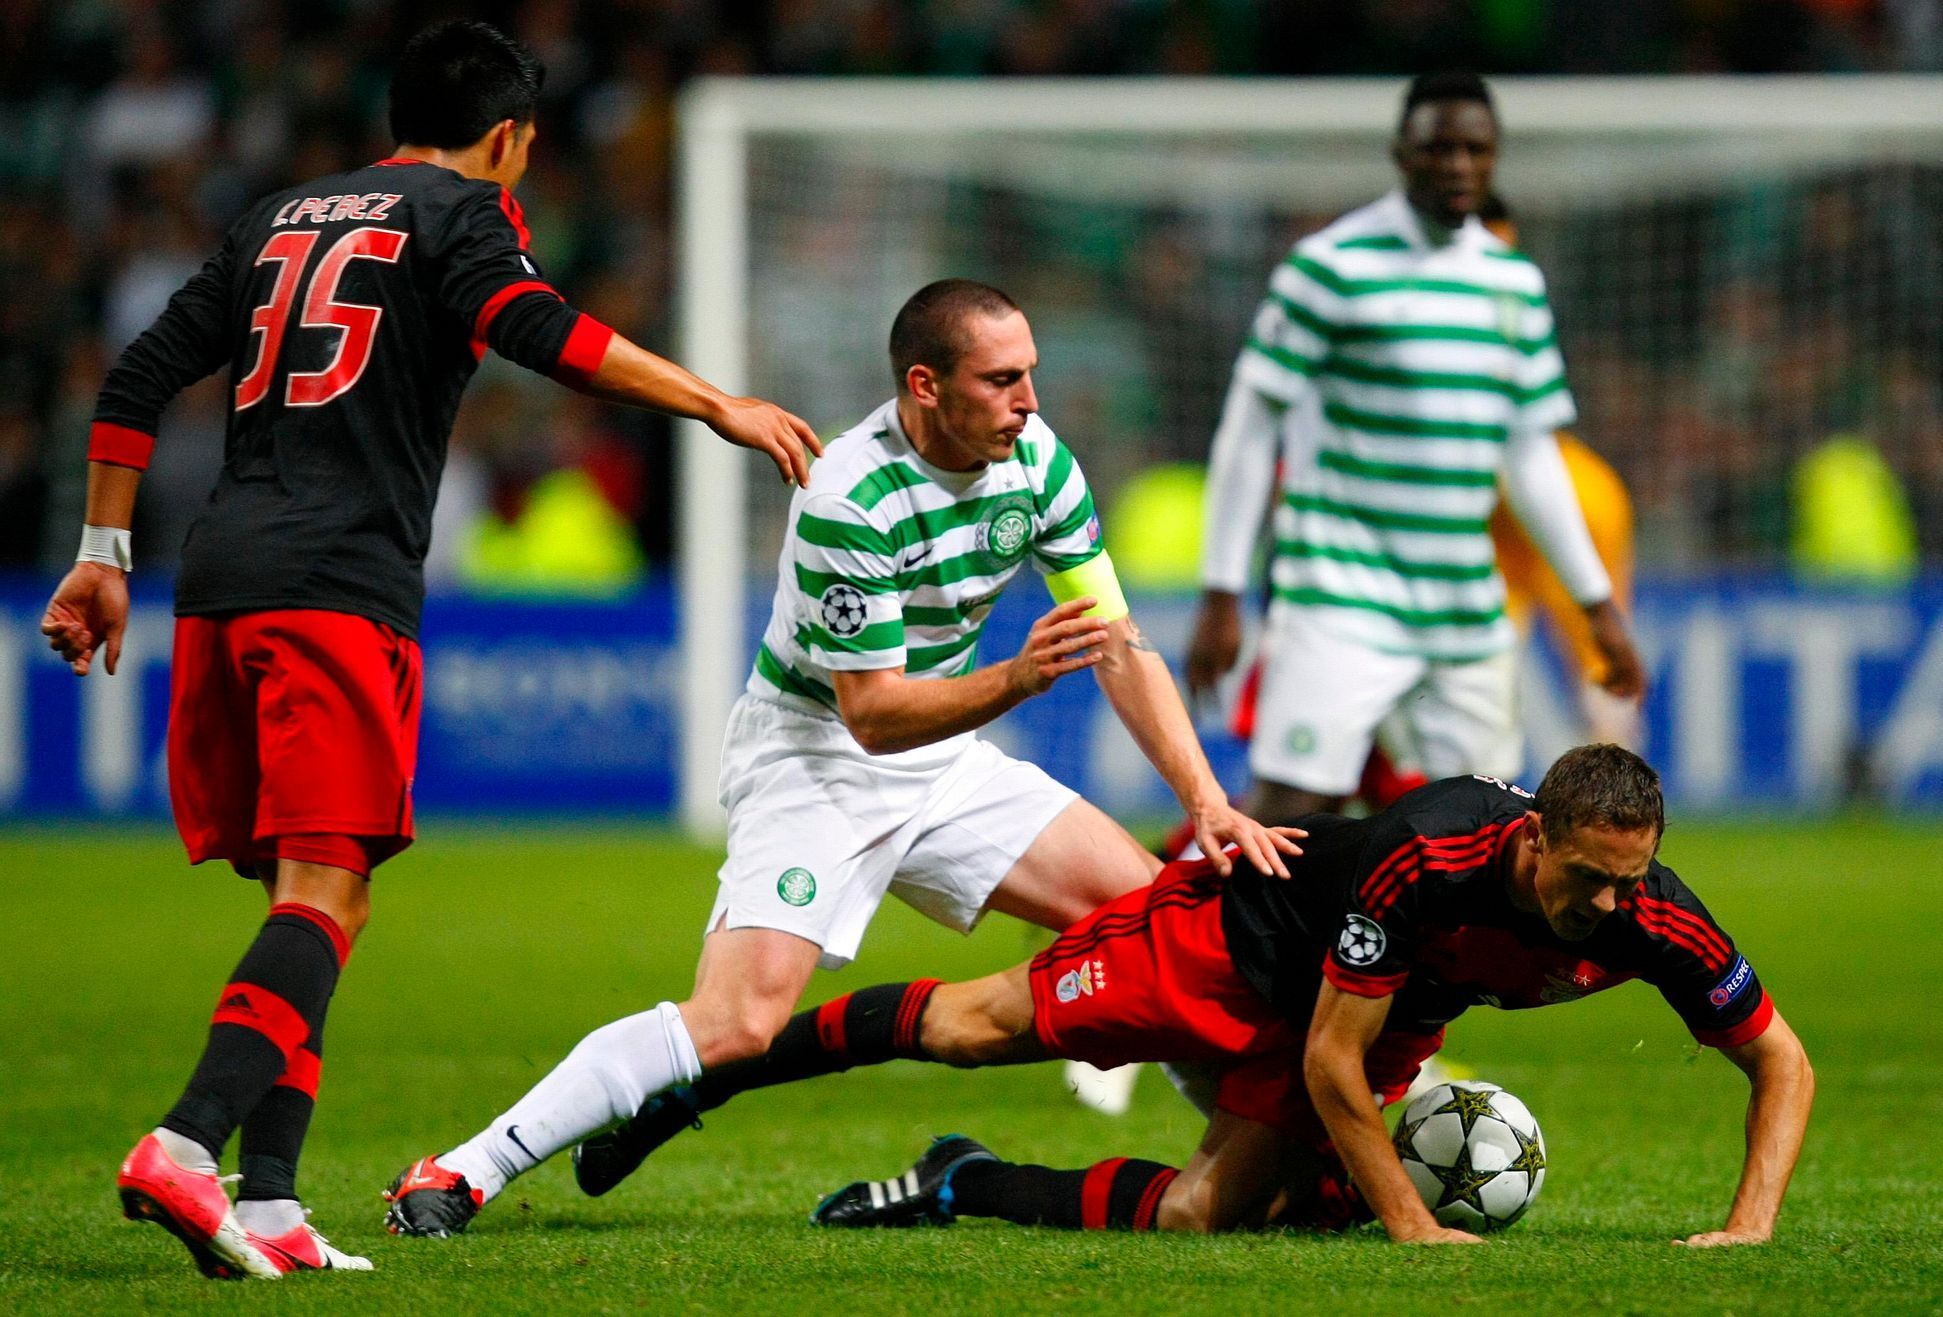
[78,524,133,573]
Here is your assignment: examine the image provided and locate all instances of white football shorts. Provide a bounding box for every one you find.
[708,692,1078,969]
[1249,607,1522,796]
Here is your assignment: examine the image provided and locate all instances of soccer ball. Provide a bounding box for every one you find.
[1393,1080,1546,1231]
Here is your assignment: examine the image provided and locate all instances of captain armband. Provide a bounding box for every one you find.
[1044,551,1129,623]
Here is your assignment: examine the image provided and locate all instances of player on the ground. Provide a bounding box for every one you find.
[566,745,1810,1246]
[1185,71,1646,822]
[382,279,1298,1235]
[39,21,819,1280]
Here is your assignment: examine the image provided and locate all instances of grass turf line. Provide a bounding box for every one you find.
[0,819,1939,1313]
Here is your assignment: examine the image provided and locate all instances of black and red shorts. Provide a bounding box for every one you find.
[168,609,422,878]
[1028,866,1442,1141]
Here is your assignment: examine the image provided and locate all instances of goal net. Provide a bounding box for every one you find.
[673,77,1943,829]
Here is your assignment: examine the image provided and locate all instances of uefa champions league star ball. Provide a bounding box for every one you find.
[819,583,869,638]
[1393,1080,1547,1231]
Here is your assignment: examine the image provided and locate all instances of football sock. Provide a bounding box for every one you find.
[237,1039,322,1203]
[151,1125,219,1176]
[689,980,941,1112]
[233,1197,305,1236]
[160,902,347,1160]
[443,1001,701,1202]
[948,1157,1178,1231]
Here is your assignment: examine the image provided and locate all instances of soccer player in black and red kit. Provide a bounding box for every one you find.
[573,745,1813,1246]
[38,21,819,1280]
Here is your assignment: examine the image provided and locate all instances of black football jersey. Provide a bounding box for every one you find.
[89,157,613,636]
[1216,775,1773,1049]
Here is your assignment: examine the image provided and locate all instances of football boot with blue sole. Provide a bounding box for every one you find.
[811,1134,997,1228]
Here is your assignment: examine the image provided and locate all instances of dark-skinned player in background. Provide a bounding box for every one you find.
[576,746,1812,1247]
[1186,72,1646,824]
[39,20,819,1281]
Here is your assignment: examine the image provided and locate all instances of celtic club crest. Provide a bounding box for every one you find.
[975,494,1035,573]
[777,868,817,906]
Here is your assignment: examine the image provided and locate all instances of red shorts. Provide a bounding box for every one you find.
[168,609,422,878]
[1030,865,1296,1068]
[1028,865,1442,1141]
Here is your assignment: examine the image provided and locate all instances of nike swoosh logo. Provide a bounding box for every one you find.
[899,546,930,571]
[506,1126,536,1160]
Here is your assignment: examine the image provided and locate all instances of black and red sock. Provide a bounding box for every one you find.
[691,980,941,1110]
[949,1156,1178,1231]
[161,903,347,1164]
[237,1034,323,1203]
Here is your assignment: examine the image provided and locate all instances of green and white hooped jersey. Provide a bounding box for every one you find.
[749,400,1104,717]
[1240,190,1577,660]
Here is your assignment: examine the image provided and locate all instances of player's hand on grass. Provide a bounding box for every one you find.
[1391,1222,1486,1245]
[1009,598,1109,697]
[1184,590,1244,704]
[1674,1229,1769,1248]
[1189,802,1303,879]
[1585,599,1647,701]
[708,395,824,487]
[40,562,129,677]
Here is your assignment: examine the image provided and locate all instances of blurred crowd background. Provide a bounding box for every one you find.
[2,0,1939,593]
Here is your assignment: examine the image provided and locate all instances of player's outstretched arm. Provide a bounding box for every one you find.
[1502,426,1649,701]
[574,333,821,487]
[1092,613,1300,878]
[1188,374,1291,702]
[41,462,140,677]
[1304,981,1482,1245]
[831,597,1107,755]
[1676,1008,1814,1247]
[1584,598,1648,700]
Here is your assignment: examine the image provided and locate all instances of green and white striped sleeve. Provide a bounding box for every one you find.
[1236,244,1343,405]
[1030,437,1106,575]
[792,493,908,671]
[1512,276,1578,434]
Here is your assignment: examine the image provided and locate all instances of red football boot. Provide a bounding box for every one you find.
[246,1213,374,1274]
[382,1155,484,1237]
[117,1133,280,1279]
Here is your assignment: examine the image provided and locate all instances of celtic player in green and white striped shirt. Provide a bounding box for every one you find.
[406,283,1300,1224]
[749,400,1101,715]
[1189,71,1643,820]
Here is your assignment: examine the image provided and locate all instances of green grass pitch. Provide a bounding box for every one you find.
[2,818,1940,1314]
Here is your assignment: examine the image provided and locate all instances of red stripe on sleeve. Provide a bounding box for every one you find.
[274,1047,323,1098]
[269,901,351,969]
[473,279,560,341]
[87,422,156,470]
[1359,837,1416,899]
[553,314,615,388]
[211,982,310,1062]
[814,995,849,1059]
[1645,897,1732,968]
[498,187,533,250]
[1693,990,1774,1049]
[1630,898,1729,972]
[1080,1158,1126,1231]
[1359,838,1419,911]
[1321,954,1408,999]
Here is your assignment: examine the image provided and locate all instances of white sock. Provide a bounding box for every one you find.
[441,1002,702,1203]
[153,1127,218,1175]
[234,1198,304,1235]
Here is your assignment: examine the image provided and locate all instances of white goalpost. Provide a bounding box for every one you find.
[675,75,1943,834]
